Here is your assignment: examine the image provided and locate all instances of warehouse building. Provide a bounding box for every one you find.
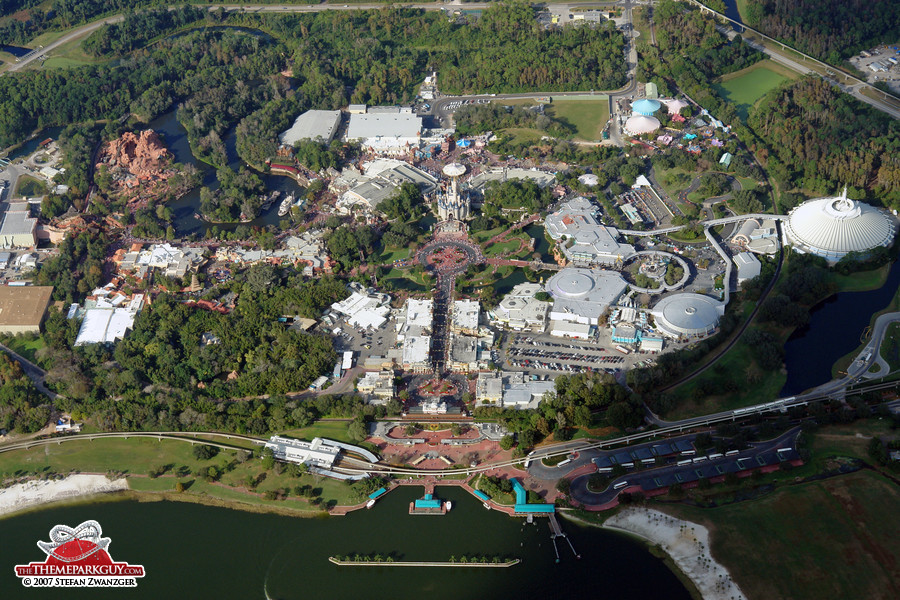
[0,285,53,334]
[0,209,37,249]
[346,106,422,155]
[279,110,342,146]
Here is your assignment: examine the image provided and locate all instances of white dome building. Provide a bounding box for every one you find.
[662,98,689,114]
[782,188,895,264]
[651,293,724,339]
[624,115,660,135]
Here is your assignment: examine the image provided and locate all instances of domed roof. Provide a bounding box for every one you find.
[550,270,596,298]
[783,189,895,262]
[651,293,723,337]
[632,99,661,115]
[624,115,660,134]
[662,98,689,113]
[578,174,599,187]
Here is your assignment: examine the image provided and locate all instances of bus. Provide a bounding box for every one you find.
[557,458,572,468]
[614,345,631,355]
[613,481,628,490]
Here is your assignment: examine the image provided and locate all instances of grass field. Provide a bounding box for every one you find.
[0,436,361,513]
[0,334,46,365]
[664,332,787,420]
[551,99,610,142]
[659,420,900,600]
[489,98,610,142]
[714,60,798,120]
[13,174,46,198]
[664,469,900,600]
[35,34,110,70]
[880,323,900,373]
[278,421,353,444]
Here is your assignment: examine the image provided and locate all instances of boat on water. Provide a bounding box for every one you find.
[483,502,491,510]
[277,192,295,216]
[260,190,281,210]
[366,499,376,509]
[444,501,452,511]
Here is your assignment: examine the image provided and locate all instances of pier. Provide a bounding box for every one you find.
[548,514,581,562]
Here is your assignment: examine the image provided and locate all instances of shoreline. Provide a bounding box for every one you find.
[0,474,128,519]
[0,474,336,520]
[561,508,746,600]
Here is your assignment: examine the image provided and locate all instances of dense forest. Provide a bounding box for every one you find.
[0,353,49,434]
[748,77,900,207]
[638,0,763,125]
[742,0,900,64]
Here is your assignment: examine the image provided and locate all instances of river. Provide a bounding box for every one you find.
[147,110,304,237]
[781,259,900,395]
[720,0,745,32]
[0,487,690,599]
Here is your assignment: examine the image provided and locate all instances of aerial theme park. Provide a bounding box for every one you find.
[0,1,899,598]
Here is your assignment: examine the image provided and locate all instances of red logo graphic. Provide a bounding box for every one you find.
[14,520,145,588]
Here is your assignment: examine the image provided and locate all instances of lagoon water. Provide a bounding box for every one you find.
[781,259,900,395]
[147,110,304,237]
[0,487,690,599]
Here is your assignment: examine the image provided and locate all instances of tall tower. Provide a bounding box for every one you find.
[439,163,469,221]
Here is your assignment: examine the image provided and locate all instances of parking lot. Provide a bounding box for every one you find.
[330,316,398,366]
[498,332,662,376]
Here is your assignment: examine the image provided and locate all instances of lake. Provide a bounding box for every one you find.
[781,259,900,395]
[0,487,691,599]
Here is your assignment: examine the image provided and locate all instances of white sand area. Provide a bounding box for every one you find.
[603,507,747,600]
[0,474,128,517]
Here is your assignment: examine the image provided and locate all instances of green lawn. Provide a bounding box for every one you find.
[484,238,522,257]
[377,245,411,264]
[714,60,798,120]
[502,127,545,145]
[0,334,46,365]
[13,174,46,198]
[277,421,353,444]
[551,99,610,142]
[472,226,507,244]
[665,333,786,420]
[663,469,900,600]
[0,436,362,512]
[880,323,900,373]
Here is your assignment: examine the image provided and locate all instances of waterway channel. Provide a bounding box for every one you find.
[147,110,304,237]
[0,487,691,599]
[781,259,900,395]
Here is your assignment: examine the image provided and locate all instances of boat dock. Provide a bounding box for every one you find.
[548,514,580,562]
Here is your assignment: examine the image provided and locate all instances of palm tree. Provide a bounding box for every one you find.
[459,555,468,564]
[449,555,456,563]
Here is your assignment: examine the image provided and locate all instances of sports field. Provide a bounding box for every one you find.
[714,60,798,119]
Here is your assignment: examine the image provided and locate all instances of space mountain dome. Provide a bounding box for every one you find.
[782,187,896,263]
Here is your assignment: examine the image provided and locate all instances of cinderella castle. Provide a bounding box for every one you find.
[436,163,471,221]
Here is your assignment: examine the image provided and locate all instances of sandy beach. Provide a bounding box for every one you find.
[0,474,129,517]
[598,507,746,600]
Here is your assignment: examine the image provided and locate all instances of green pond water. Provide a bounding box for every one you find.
[0,487,690,599]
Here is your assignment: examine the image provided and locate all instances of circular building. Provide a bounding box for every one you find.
[632,99,661,116]
[782,188,895,264]
[443,163,466,177]
[662,98,689,114]
[651,293,723,339]
[624,115,660,135]
[578,173,599,187]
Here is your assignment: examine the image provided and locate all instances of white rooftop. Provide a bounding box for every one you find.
[547,268,628,323]
[347,112,422,140]
[452,300,480,331]
[279,110,342,145]
[74,308,136,346]
[545,197,635,265]
[405,299,433,328]
[402,335,431,366]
